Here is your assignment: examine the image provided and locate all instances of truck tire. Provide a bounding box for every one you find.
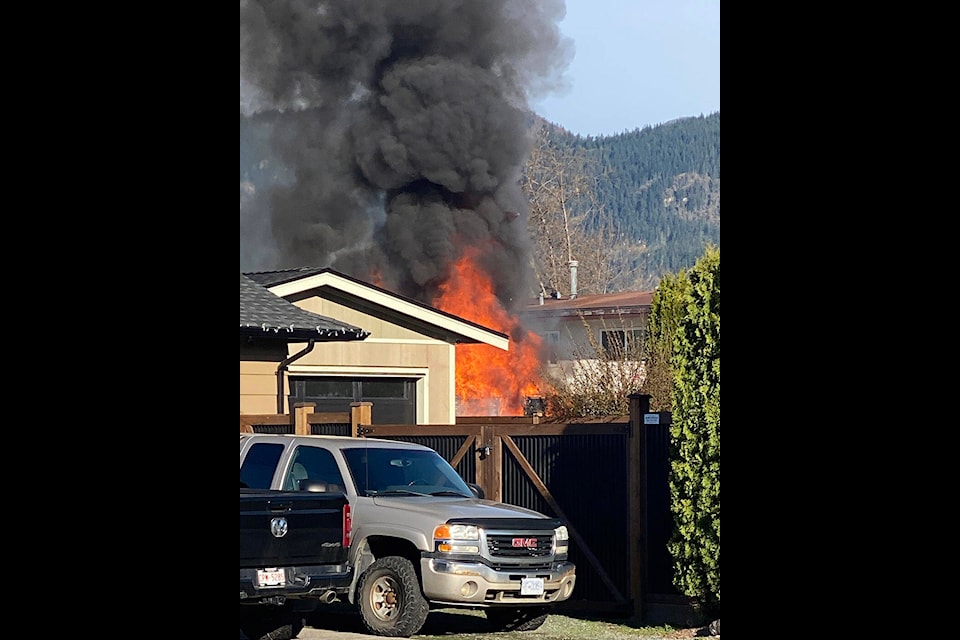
[357,556,429,637]
[485,606,550,632]
[239,605,304,640]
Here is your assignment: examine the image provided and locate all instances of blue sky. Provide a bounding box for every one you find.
[532,0,720,137]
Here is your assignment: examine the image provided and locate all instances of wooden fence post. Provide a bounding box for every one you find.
[351,402,373,437]
[474,424,502,502]
[294,403,315,435]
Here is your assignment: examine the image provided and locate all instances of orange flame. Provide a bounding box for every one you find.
[367,266,386,289]
[434,250,543,416]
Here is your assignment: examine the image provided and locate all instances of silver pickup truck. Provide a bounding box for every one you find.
[239,433,576,637]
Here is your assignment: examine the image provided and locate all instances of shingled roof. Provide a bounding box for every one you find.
[246,266,327,288]
[240,274,369,342]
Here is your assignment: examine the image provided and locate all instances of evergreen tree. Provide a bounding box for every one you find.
[663,246,720,616]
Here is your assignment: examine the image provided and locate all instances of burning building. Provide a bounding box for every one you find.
[241,0,572,414]
[240,267,535,423]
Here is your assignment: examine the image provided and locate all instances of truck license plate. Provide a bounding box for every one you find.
[257,568,285,587]
[520,578,544,596]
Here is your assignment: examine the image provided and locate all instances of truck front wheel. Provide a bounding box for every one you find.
[357,556,429,637]
[485,606,550,632]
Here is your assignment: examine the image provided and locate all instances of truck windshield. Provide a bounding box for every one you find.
[342,447,473,497]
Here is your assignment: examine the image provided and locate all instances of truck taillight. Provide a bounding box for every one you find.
[343,503,352,548]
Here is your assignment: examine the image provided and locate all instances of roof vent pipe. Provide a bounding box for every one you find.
[568,260,578,299]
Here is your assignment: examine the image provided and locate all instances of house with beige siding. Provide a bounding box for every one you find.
[240,268,508,425]
[520,289,654,386]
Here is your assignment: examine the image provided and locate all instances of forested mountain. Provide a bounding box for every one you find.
[242,110,719,296]
[543,112,720,290]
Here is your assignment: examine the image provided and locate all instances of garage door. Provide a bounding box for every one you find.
[288,376,416,424]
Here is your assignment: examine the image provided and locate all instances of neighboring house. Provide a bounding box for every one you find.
[241,268,508,425]
[520,290,654,377]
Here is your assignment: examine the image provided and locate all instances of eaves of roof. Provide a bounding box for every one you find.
[244,268,509,351]
[240,274,369,342]
[521,291,654,319]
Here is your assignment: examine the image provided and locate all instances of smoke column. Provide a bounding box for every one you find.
[240,0,572,310]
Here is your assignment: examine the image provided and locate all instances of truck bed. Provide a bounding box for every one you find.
[239,489,352,602]
[240,489,348,567]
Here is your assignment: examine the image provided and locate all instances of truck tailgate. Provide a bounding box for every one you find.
[239,489,348,568]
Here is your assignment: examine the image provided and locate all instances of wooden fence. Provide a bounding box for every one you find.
[240,401,370,435]
[239,395,698,625]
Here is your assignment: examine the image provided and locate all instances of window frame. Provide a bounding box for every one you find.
[599,328,647,360]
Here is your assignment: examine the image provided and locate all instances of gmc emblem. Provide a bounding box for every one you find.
[512,537,537,548]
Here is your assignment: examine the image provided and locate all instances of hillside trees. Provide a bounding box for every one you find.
[522,121,648,297]
[656,246,720,616]
[546,113,720,287]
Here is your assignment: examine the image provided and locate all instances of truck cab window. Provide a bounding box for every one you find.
[285,445,345,492]
[240,443,284,490]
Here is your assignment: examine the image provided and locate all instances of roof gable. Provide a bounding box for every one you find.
[244,268,509,351]
[240,274,369,342]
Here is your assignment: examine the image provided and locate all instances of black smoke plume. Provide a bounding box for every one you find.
[240,0,571,310]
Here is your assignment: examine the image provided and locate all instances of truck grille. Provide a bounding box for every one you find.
[486,534,553,559]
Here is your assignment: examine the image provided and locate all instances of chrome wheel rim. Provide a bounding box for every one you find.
[369,575,400,621]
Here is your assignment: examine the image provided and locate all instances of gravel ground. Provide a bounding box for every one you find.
[291,608,719,640]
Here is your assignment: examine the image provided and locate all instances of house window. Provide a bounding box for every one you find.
[600,329,647,360]
[538,331,560,364]
[301,379,354,397]
[289,376,416,424]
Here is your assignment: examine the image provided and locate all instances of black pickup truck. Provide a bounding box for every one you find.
[239,487,352,640]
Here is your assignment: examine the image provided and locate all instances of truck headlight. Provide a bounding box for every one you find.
[554,525,569,557]
[434,524,480,554]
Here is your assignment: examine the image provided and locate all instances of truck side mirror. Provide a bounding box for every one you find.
[467,482,485,500]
